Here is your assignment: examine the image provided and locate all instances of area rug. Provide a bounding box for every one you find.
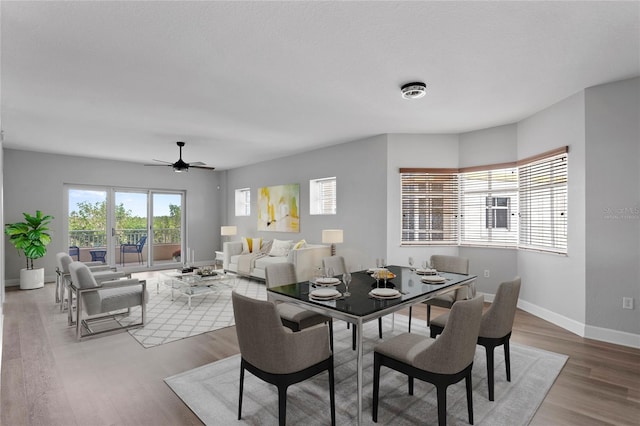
[165,315,568,425]
[118,276,267,348]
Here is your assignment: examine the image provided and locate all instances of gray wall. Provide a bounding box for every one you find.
[585,77,640,335]
[517,91,587,332]
[224,134,388,271]
[3,149,223,283]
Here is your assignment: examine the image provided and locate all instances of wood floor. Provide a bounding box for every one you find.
[2,276,639,426]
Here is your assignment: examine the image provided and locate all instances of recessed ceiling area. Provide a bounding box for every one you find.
[1,1,638,170]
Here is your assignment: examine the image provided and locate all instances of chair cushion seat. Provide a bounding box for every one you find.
[276,303,330,329]
[375,332,435,367]
[84,285,144,315]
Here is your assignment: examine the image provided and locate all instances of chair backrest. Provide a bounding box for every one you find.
[322,256,346,275]
[69,246,80,260]
[232,291,330,375]
[430,255,469,274]
[68,262,100,289]
[137,236,147,251]
[265,262,297,289]
[56,252,73,274]
[480,277,521,339]
[416,295,484,374]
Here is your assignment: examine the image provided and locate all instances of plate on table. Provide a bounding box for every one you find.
[314,277,341,286]
[416,268,437,275]
[421,275,447,284]
[310,288,341,300]
[369,288,401,299]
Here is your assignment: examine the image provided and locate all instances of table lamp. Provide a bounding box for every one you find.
[322,229,343,256]
[221,225,237,244]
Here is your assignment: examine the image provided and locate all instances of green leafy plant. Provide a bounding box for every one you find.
[5,210,54,270]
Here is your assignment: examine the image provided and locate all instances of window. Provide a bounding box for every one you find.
[400,146,568,253]
[460,167,518,247]
[518,148,568,254]
[310,177,336,215]
[400,171,459,244]
[235,188,250,216]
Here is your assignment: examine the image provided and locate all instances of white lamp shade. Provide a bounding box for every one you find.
[322,229,343,244]
[221,226,238,236]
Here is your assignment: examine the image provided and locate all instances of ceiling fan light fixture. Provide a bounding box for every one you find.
[401,82,427,99]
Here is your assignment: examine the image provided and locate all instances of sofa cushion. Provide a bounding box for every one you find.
[254,255,290,271]
[269,239,293,257]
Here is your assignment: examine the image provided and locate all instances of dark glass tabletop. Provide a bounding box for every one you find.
[268,265,476,319]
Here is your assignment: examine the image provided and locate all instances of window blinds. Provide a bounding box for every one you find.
[310,177,336,215]
[518,148,568,253]
[400,172,459,244]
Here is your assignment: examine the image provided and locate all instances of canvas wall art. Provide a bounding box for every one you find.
[257,184,300,232]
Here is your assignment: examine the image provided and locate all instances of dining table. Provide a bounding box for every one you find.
[267,264,477,425]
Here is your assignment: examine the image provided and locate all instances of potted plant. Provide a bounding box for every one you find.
[5,210,54,289]
[172,249,181,262]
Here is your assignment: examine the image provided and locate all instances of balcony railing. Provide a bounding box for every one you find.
[69,228,181,247]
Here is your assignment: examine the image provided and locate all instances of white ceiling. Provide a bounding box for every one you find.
[1,1,639,170]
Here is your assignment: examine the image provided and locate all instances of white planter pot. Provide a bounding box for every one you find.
[20,268,45,290]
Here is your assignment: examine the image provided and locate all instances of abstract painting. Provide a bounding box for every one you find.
[257,184,300,232]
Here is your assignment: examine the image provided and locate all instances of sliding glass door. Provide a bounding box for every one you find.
[66,186,184,269]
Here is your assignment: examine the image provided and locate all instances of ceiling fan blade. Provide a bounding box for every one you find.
[189,161,206,166]
[150,159,174,164]
[144,163,172,167]
[190,165,216,170]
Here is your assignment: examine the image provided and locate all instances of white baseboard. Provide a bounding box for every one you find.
[480,291,639,349]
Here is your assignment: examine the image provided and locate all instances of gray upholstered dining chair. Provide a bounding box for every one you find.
[55,252,126,314]
[265,262,334,349]
[68,262,147,340]
[430,277,521,401]
[372,295,484,426]
[322,255,347,275]
[232,292,336,426]
[408,254,476,331]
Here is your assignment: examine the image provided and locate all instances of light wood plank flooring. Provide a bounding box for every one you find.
[2,276,639,425]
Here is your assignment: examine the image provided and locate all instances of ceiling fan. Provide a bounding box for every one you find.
[144,141,215,172]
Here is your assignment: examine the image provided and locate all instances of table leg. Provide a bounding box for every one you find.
[356,318,364,425]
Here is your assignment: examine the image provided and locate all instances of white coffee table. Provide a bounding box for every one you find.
[160,269,236,309]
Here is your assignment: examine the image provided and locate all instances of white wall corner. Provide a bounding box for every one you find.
[584,325,640,349]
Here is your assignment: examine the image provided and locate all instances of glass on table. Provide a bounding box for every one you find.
[342,272,352,296]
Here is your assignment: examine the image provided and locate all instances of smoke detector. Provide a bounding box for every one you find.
[401,82,427,99]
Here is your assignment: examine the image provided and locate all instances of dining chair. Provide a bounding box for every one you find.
[430,277,521,401]
[265,262,334,349]
[68,262,147,340]
[408,254,475,332]
[232,292,336,426]
[372,295,484,426]
[68,245,80,261]
[322,256,385,349]
[120,235,147,265]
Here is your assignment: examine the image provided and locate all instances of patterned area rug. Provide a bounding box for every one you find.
[165,315,568,425]
[119,276,267,348]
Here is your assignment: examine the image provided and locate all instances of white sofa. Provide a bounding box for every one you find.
[223,241,330,282]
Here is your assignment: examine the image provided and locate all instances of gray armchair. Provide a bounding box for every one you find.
[408,254,475,331]
[232,292,335,426]
[372,295,484,426]
[68,262,146,340]
[265,262,334,349]
[431,277,521,401]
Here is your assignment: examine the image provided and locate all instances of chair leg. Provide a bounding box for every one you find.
[277,384,288,426]
[328,359,336,426]
[372,352,381,423]
[466,370,474,425]
[352,326,356,351]
[328,320,334,351]
[408,376,414,395]
[238,362,245,420]
[408,306,413,332]
[427,304,432,326]
[436,384,447,426]
[504,337,511,382]
[378,317,382,339]
[485,345,495,401]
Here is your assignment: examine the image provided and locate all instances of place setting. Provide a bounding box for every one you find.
[309,288,342,302]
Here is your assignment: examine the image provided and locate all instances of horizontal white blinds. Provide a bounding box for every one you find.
[310,177,336,215]
[518,151,568,253]
[401,173,459,244]
[460,168,518,247]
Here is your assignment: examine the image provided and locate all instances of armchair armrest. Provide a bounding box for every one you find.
[93,271,128,283]
[88,265,114,272]
[223,241,243,269]
[98,278,144,289]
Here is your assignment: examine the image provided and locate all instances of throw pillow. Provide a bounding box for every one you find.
[292,239,307,250]
[269,239,293,257]
[251,237,262,252]
[258,239,273,254]
[241,237,251,254]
